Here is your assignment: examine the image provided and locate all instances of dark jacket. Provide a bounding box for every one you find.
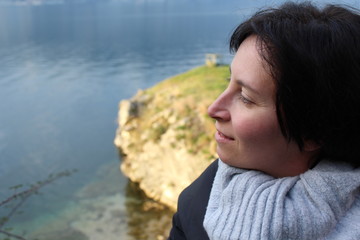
[168,159,219,240]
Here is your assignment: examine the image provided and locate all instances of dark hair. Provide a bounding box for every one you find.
[230,1,360,166]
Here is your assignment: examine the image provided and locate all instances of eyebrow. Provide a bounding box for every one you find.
[229,66,260,96]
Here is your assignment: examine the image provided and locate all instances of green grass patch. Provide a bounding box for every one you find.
[130,65,229,153]
[146,65,229,100]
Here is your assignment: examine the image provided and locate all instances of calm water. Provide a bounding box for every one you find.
[0,0,358,239]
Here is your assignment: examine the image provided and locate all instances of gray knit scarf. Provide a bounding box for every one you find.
[203,159,360,240]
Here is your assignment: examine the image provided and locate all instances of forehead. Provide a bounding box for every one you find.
[230,35,275,98]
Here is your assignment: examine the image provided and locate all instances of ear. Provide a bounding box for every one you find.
[303,139,321,152]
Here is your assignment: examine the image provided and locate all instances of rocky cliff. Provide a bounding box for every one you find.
[114,65,229,210]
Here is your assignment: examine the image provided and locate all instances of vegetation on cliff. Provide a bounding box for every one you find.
[114,65,229,209]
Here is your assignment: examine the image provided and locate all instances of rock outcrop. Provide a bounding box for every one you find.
[114,65,229,209]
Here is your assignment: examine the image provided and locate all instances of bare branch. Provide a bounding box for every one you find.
[0,229,27,240]
[0,169,76,208]
[0,169,77,235]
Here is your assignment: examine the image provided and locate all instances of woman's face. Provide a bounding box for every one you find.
[208,35,313,177]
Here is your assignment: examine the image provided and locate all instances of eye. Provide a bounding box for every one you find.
[238,93,253,105]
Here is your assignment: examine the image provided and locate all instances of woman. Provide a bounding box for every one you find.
[168,1,360,240]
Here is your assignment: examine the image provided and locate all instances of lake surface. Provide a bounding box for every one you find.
[0,0,358,239]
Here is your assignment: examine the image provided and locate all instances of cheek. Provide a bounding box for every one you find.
[233,111,281,142]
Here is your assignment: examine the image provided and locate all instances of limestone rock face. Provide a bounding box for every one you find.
[114,66,229,209]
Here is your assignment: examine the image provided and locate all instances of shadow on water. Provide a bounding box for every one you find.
[1,160,174,240]
[125,181,174,240]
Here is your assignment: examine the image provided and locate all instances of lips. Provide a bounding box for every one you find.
[215,130,235,142]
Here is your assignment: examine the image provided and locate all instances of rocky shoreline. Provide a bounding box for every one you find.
[114,65,229,209]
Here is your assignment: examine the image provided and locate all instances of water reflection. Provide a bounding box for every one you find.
[15,161,173,240]
[125,181,173,240]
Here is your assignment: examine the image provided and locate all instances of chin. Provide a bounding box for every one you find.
[216,150,232,166]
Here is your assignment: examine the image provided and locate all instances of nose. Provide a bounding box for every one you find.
[207,90,231,122]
